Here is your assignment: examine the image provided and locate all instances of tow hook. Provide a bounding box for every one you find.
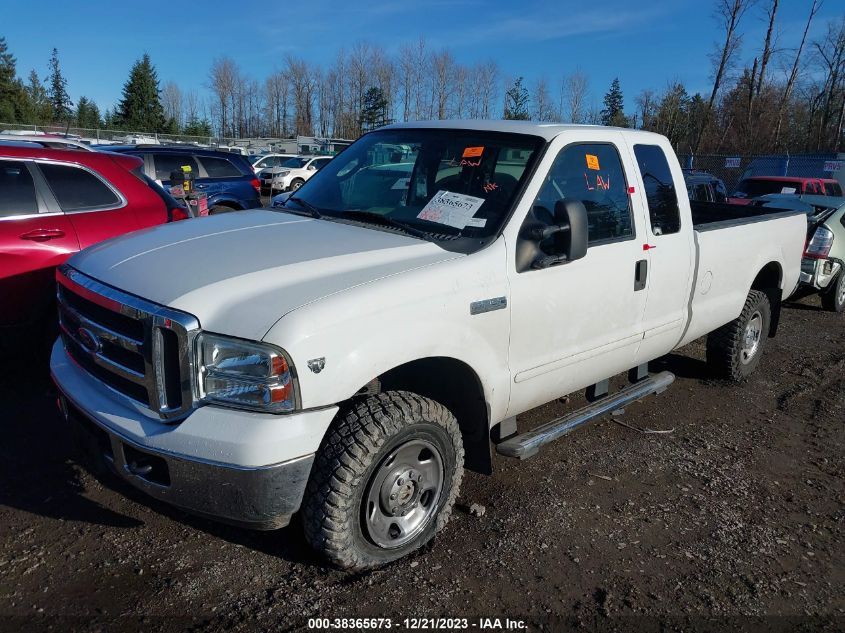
[127,461,153,476]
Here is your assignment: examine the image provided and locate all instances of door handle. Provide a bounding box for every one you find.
[634,259,648,291]
[20,228,65,242]
[195,183,208,189]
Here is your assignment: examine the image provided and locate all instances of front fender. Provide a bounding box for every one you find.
[263,239,512,427]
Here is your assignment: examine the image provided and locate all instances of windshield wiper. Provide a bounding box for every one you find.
[338,210,436,240]
[285,195,323,219]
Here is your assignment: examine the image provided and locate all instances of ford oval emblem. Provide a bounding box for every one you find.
[77,327,101,354]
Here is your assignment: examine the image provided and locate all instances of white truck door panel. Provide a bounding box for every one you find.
[505,134,648,416]
[626,141,696,364]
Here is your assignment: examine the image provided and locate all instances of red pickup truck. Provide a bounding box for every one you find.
[0,145,183,337]
[728,176,829,205]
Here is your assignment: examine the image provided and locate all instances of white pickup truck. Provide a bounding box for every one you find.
[51,121,805,571]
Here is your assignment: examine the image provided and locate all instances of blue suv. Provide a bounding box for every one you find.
[99,145,261,213]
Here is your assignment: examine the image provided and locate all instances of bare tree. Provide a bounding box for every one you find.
[773,0,820,147]
[161,81,182,129]
[430,49,455,119]
[560,70,589,123]
[812,17,845,150]
[208,57,238,136]
[532,77,556,121]
[694,0,754,152]
[475,60,499,119]
[264,69,290,137]
[285,54,316,136]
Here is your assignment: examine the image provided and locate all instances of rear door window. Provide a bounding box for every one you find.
[39,162,121,212]
[199,156,242,178]
[532,142,634,244]
[633,144,681,235]
[0,160,39,216]
[153,153,200,181]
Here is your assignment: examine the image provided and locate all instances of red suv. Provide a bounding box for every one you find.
[0,145,184,336]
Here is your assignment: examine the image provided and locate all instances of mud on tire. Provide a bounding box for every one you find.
[706,289,771,381]
[301,391,464,571]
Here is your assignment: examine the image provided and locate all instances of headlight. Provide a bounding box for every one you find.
[276,170,290,177]
[195,333,297,413]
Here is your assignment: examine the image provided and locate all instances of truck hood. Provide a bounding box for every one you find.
[69,209,461,340]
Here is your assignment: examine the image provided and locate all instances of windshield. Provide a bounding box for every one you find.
[735,179,802,197]
[282,157,308,168]
[277,128,544,252]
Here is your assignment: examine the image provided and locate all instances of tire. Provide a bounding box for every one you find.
[302,391,464,571]
[289,178,305,192]
[820,271,845,313]
[706,289,771,381]
[209,204,237,215]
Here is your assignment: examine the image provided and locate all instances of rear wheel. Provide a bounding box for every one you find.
[820,272,845,313]
[302,391,463,571]
[706,289,771,381]
[209,204,237,215]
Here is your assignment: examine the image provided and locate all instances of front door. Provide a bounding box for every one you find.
[506,134,648,416]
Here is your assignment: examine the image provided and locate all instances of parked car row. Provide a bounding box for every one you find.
[255,154,334,194]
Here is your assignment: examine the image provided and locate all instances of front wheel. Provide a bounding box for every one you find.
[289,178,305,192]
[302,391,464,571]
[706,289,771,381]
[821,272,845,313]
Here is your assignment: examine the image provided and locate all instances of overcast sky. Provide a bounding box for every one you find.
[2,0,841,115]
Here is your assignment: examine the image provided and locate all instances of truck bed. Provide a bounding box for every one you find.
[691,201,804,232]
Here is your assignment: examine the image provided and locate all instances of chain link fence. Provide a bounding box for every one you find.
[678,153,844,192]
[0,122,293,151]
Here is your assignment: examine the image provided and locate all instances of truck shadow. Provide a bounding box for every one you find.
[0,360,320,566]
[649,353,715,380]
[0,363,143,529]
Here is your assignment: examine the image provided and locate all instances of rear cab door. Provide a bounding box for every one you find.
[36,159,141,250]
[623,137,695,364]
[0,157,79,326]
[504,130,650,416]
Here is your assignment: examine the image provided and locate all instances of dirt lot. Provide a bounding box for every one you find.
[1,292,843,632]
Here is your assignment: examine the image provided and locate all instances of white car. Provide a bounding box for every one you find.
[264,155,333,192]
[251,153,299,174]
[52,120,805,572]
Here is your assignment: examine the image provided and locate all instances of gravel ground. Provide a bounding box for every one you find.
[0,292,842,632]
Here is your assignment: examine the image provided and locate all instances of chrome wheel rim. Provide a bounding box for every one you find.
[741,311,763,364]
[291,181,302,190]
[363,439,444,549]
[837,274,845,307]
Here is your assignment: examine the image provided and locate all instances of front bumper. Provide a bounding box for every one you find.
[51,341,338,529]
[61,393,312,529]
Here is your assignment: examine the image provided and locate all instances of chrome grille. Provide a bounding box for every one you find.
[56,264,200,421]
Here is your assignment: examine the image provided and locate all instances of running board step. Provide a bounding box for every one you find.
[496,371,675,460]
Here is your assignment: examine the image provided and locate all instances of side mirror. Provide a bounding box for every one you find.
[515,199,589,272]
[307,164,316,171]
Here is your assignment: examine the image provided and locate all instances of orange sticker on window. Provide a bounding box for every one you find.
[462,146,484,158]
[586,154,600,170]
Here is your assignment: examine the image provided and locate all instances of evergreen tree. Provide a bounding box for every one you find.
[47,47,73,122]
[183,117,212,136]
[22,69,52,124]
[360,87,388,131]
[115,53,166,132]
[601,78,629,127]
[75,96,101,129]
[0,36,24,122]
[504,77,530,120]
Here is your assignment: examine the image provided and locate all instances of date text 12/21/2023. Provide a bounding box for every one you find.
[307,617,528,630]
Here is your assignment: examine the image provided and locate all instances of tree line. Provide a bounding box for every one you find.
[0,1,842,153]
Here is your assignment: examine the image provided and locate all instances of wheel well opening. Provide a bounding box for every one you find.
[366,358,491,475]
[751,262,783,337]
